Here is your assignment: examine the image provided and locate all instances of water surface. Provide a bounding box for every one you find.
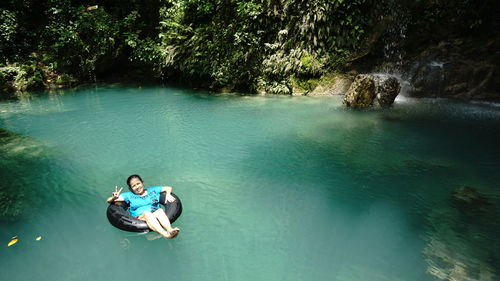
[1,86,499,281]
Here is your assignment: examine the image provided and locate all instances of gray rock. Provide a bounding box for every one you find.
[343,74,401,108]
[343,74,376,108]
[374,75,401,107]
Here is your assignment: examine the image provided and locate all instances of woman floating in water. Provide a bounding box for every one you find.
[107,174,181,239]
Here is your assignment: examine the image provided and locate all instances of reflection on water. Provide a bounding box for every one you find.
[0,87,499,281]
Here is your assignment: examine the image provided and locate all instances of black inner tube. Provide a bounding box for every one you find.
[106,192,182,232]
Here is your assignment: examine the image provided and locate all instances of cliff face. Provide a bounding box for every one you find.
[403,38,500,100]
[347,0,500,101]
[295,36,500,101]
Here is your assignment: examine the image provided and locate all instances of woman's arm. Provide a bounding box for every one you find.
[107,186,125,203]
[161,186,172,194]
[162,186,176,203]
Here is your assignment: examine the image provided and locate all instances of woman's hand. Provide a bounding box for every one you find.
[165,193,176,203]
[111,186,123,199]
[107,186,123,203]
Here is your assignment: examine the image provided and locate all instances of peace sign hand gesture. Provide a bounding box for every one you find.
[112,186,123,199]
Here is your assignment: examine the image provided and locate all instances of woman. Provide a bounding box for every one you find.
[107,174,180,239]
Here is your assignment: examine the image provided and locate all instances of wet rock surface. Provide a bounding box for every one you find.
[374,75,401,107]
[404,39,500,100]
[343,74,401,108]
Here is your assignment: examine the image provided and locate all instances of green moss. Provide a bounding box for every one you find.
[318,73,339,86]
[291,72,345,94]
[298,53,324,77]
[291,75,320,93]
[300,55,314,72]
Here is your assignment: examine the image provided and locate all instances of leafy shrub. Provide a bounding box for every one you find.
[16,63,45,91]
[0,9,19,62]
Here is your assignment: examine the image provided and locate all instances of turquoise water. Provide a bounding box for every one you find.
[0,86,499,281]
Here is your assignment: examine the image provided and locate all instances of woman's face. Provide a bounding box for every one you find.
[129,178,145,195]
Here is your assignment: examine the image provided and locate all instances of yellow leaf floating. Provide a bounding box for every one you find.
[7,237,18,247]
[35,236,42,241]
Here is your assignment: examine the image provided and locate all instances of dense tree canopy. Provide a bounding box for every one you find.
[1,0,498,95]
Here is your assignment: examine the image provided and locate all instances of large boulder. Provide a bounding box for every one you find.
[342,74,376,107]
[374,75,401,107]
[343,74,401,108]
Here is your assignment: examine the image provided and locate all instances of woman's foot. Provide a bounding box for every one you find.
[166,227,180,239]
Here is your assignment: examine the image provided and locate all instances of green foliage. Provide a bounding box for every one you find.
[282,0,370,54]
[0,9,19,62]
[299,53,325,77]
[158,0,267,90]
[0,61,45,95]
[5,0,495,94]
[0,66,18,84]
[42,4,121,77]
[55,73,77,85]
[1,0,378,93]
[156,0,374,93]
[0,66,18,95]
[17,63,45,91]
[291,75,320,93]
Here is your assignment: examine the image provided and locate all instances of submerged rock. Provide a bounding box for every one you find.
[343,74,401,108]
[452,186,495,219]
[423,186,499,281]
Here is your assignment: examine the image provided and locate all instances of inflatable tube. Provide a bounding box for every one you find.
[106,192,182,232]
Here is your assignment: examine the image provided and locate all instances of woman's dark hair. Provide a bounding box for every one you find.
[126,174,143,188]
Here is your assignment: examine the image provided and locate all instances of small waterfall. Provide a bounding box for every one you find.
[370,72,413,99]
[371,0,412,97]
[378,0,409,73]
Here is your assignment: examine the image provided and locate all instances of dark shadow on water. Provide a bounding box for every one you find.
[234,104,500,280]
[0,128,55,222]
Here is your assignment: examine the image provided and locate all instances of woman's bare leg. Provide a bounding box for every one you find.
[139,211,175,238]
[153,209,174,231]
[154,209,180,237]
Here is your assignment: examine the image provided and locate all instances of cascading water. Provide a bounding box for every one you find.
[375,0,409,73]
[370,0,412,98]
